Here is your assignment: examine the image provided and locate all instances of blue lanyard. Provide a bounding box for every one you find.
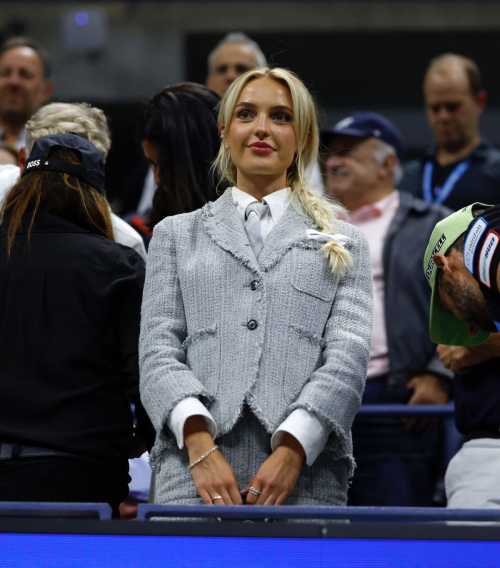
[422,160,471,205]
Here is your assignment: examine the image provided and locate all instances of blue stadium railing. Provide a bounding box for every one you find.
[137,504,500,523]
[0,501,112,519]
[0,501,498,523]
[357,403,455,417]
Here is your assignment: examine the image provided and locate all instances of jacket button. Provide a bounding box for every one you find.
[247,319,258,330]
[250,280,259,291]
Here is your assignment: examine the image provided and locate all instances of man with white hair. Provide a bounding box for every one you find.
[205,32,267,97]
[323,112,452,506]
[0,102,146,260]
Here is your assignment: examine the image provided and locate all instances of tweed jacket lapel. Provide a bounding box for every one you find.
[201,189,261,274]
[202,189,319,273]
[258,198,317,270]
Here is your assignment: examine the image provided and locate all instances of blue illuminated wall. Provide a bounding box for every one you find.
[2,534,500,568]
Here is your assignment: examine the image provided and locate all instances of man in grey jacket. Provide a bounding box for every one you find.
[323,112,452,506]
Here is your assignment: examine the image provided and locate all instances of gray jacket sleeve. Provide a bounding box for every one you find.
[139,217,212,433]
[290,229,373,453]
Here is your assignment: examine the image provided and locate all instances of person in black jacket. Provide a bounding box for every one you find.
[0,133,152,517]
[323,112,452,506]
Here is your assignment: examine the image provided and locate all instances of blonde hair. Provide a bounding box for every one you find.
[214,67,352,275]
[25,102,111,159]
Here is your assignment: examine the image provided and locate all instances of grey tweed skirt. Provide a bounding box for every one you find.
[154,405,349,506]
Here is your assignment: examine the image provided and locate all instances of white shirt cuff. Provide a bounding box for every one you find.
[271,408,329,466]
[167,397,217,449]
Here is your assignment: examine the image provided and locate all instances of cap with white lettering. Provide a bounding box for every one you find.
[424,203,493,346]
[21,132,106,196]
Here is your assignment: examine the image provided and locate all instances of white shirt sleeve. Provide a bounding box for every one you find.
[110,212,148,261]
[271,408,329,466]
[167,397,218,449]
[0,165,20,214]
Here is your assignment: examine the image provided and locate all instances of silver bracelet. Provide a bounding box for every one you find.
[188,445,219,470]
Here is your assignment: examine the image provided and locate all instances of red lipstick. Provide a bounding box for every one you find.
[248,141,275,154]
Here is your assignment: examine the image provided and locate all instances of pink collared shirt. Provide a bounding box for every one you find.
[349,191,400,379]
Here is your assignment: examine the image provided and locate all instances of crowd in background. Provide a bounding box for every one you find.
[0,30,499,516]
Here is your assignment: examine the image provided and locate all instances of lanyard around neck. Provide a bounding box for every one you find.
[422,160,471,205]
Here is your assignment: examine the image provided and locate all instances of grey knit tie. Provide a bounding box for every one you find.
[244,201,269,259]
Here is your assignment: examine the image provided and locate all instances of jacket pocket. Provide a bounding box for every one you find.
[289,248,338,302]
[183,324,220,398]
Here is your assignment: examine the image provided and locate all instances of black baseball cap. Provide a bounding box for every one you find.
[21,133,106,195]
[321,112,404,162]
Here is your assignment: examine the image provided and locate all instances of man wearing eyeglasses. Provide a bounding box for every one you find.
[400,53,500,211]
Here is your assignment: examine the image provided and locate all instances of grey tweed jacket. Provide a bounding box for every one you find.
[139,189,373,471]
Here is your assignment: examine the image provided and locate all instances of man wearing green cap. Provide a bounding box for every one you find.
[424,202,500,508]
[425,203,500,344]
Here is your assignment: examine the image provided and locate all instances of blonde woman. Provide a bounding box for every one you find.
[140,68,373,507]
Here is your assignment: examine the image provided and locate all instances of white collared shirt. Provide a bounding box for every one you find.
[167,186,329,466]
[232,185,290,240]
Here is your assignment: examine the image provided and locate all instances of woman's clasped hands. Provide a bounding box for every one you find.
[185,418,305,506]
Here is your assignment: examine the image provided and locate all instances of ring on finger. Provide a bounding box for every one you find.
[249,486,261,496]
[212,495,223,502]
